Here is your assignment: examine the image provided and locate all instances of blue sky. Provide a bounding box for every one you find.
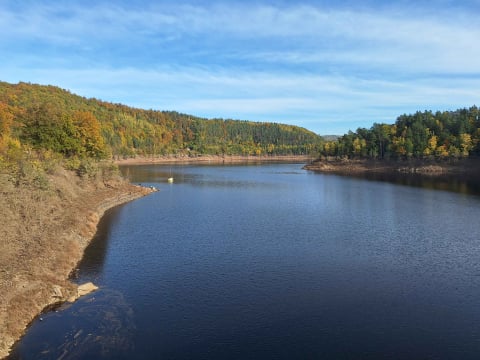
[1,0,479,135]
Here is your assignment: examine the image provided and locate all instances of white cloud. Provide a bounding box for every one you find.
[1,1,479,134]
[5,65,476,127]
[3,2,480,74]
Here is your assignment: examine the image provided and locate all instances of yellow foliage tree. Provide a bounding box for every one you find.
[392,136,407,156]
[459,133,472,157]
[423,135,438,156]
[435,144,449,157]
[352,137,367,156]
[72,111,107,158]
[0,102,15,153]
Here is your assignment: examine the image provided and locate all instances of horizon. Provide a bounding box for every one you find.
[1,0,479,135]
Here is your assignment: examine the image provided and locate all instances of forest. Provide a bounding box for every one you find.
[3,80,479,173]
[320,107,480,159]
[0,81,323,165]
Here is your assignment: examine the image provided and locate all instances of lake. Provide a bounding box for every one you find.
[9,163,480,359]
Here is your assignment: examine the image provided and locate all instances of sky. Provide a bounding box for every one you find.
[1,0,480,135]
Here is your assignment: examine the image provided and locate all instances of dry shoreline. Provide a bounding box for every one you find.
[114,154,314,165]
[0,155,308,358]
[303,157,480,177]
[0,169,155,359]
[5,155,476,358]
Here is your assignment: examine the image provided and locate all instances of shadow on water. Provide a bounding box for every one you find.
[72,206,123,283]
[9,205,136,360]
[329,171,480,197]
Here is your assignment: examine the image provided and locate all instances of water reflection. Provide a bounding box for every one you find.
[121,164,283,189]
[123,162,480,196]
[10,163,480,359]
[331,171,480,196]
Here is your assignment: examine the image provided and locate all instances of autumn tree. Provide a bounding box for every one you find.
[21,102,81,156]
[72,111,107,158]
[0,102,14,152]
[321,106,480,160]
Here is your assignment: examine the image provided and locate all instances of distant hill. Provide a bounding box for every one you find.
[321,135,340,142]
[0,81,323,159]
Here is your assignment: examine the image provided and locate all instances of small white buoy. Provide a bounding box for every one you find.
[167,177,174,183]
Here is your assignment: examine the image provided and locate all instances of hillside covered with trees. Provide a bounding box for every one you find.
[0,81,323,164]
[320,107,480,160]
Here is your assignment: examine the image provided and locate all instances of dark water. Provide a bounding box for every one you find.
[10,163,480,359]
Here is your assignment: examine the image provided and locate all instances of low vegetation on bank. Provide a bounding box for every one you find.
[0,154,154,358]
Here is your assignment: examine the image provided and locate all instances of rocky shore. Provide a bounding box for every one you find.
[0,168,155,358]
[303,157,480,177]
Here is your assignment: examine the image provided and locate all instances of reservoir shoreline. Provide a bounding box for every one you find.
[1,156,309,358]
[6,155,478,358]
[0,169,155,359]
[114,154,314,165]
[7,162,480,359]
[303,157,480,177]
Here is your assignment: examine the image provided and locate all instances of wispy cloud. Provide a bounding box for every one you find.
[1,1,479,134]
[4,65,476,133]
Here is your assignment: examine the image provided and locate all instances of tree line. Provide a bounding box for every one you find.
[5,81,477,168]
[0,81,323,162]
[320,107,480,159]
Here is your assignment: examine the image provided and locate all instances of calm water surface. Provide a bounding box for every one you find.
[10,163,480,359]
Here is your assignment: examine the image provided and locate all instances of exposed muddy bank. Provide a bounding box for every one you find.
[0,169,154,359]
[114,154,314,165]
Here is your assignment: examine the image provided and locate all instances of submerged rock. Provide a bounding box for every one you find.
[77,282,98,297]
